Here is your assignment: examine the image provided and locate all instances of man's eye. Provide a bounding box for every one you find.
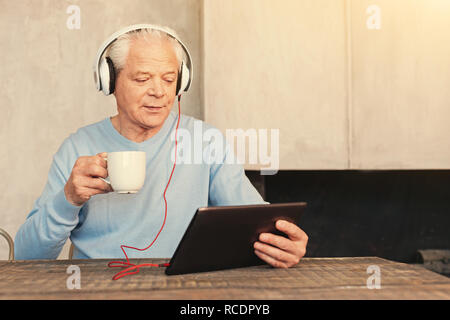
[135,79,148,83]
[164,79,175,83]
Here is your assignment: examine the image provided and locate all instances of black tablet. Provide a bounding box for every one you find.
[165,202,307,275]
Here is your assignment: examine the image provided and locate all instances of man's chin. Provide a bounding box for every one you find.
[141,109,170,128]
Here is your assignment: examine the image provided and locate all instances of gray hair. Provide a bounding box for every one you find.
[106,26,184,77]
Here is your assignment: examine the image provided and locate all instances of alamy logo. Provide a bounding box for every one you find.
[171,121,279,175]
[66,5,81,30]
[66,265,81,290]
[366,4,381,30]
[366,265,381,289]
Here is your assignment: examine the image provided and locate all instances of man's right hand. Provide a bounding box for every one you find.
[64,152,113,206]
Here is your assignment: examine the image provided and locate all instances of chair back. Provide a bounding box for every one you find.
[0,228,14,261]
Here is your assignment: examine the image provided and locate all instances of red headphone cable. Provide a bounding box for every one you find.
[107,95,181,280]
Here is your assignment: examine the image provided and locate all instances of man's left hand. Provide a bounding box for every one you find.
[254,220,308,268]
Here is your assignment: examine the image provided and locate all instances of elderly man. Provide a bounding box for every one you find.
[15,25,308,269]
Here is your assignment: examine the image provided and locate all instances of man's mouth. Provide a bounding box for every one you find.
[143,105,164,111]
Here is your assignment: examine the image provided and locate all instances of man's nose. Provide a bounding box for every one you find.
[146,79,165,98]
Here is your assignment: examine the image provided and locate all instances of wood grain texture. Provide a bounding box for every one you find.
[0,257,448,299]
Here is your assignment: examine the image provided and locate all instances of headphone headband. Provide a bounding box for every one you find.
[93,24,193,94]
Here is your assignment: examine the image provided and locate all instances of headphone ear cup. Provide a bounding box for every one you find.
[176,61,190,96]
[106,57,116,94]
[176,65,182,97]
[99,57,116,95]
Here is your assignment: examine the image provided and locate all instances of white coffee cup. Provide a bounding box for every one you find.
[101,151,146,194]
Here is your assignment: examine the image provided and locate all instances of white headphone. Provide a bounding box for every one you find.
[93,24,193,96]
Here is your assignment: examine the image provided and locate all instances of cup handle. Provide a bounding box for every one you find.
[100,156,111,185]
[99,177,111,185]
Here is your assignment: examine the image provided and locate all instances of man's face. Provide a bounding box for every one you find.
[114,38,179,132]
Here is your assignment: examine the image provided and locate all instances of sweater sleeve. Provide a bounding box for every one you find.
[14,136,82,260]
[207,135,268,206]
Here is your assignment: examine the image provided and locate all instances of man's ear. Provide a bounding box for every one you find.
[112,70,124,97]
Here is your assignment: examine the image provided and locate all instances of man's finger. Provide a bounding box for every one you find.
[86,177,112,192]
[254,249,288,268]
[86,163,108,179]
[258,232,297,255]
[253,241,299,265]
[275,220,307,242]
[95,153,108,168]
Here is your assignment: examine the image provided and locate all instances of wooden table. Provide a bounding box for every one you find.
[0,257,449,299]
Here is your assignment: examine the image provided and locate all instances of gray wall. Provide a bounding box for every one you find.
[0,0,202,259]
[203,0,450,170]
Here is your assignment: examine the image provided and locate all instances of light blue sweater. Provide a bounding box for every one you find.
[15,111,265,259]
